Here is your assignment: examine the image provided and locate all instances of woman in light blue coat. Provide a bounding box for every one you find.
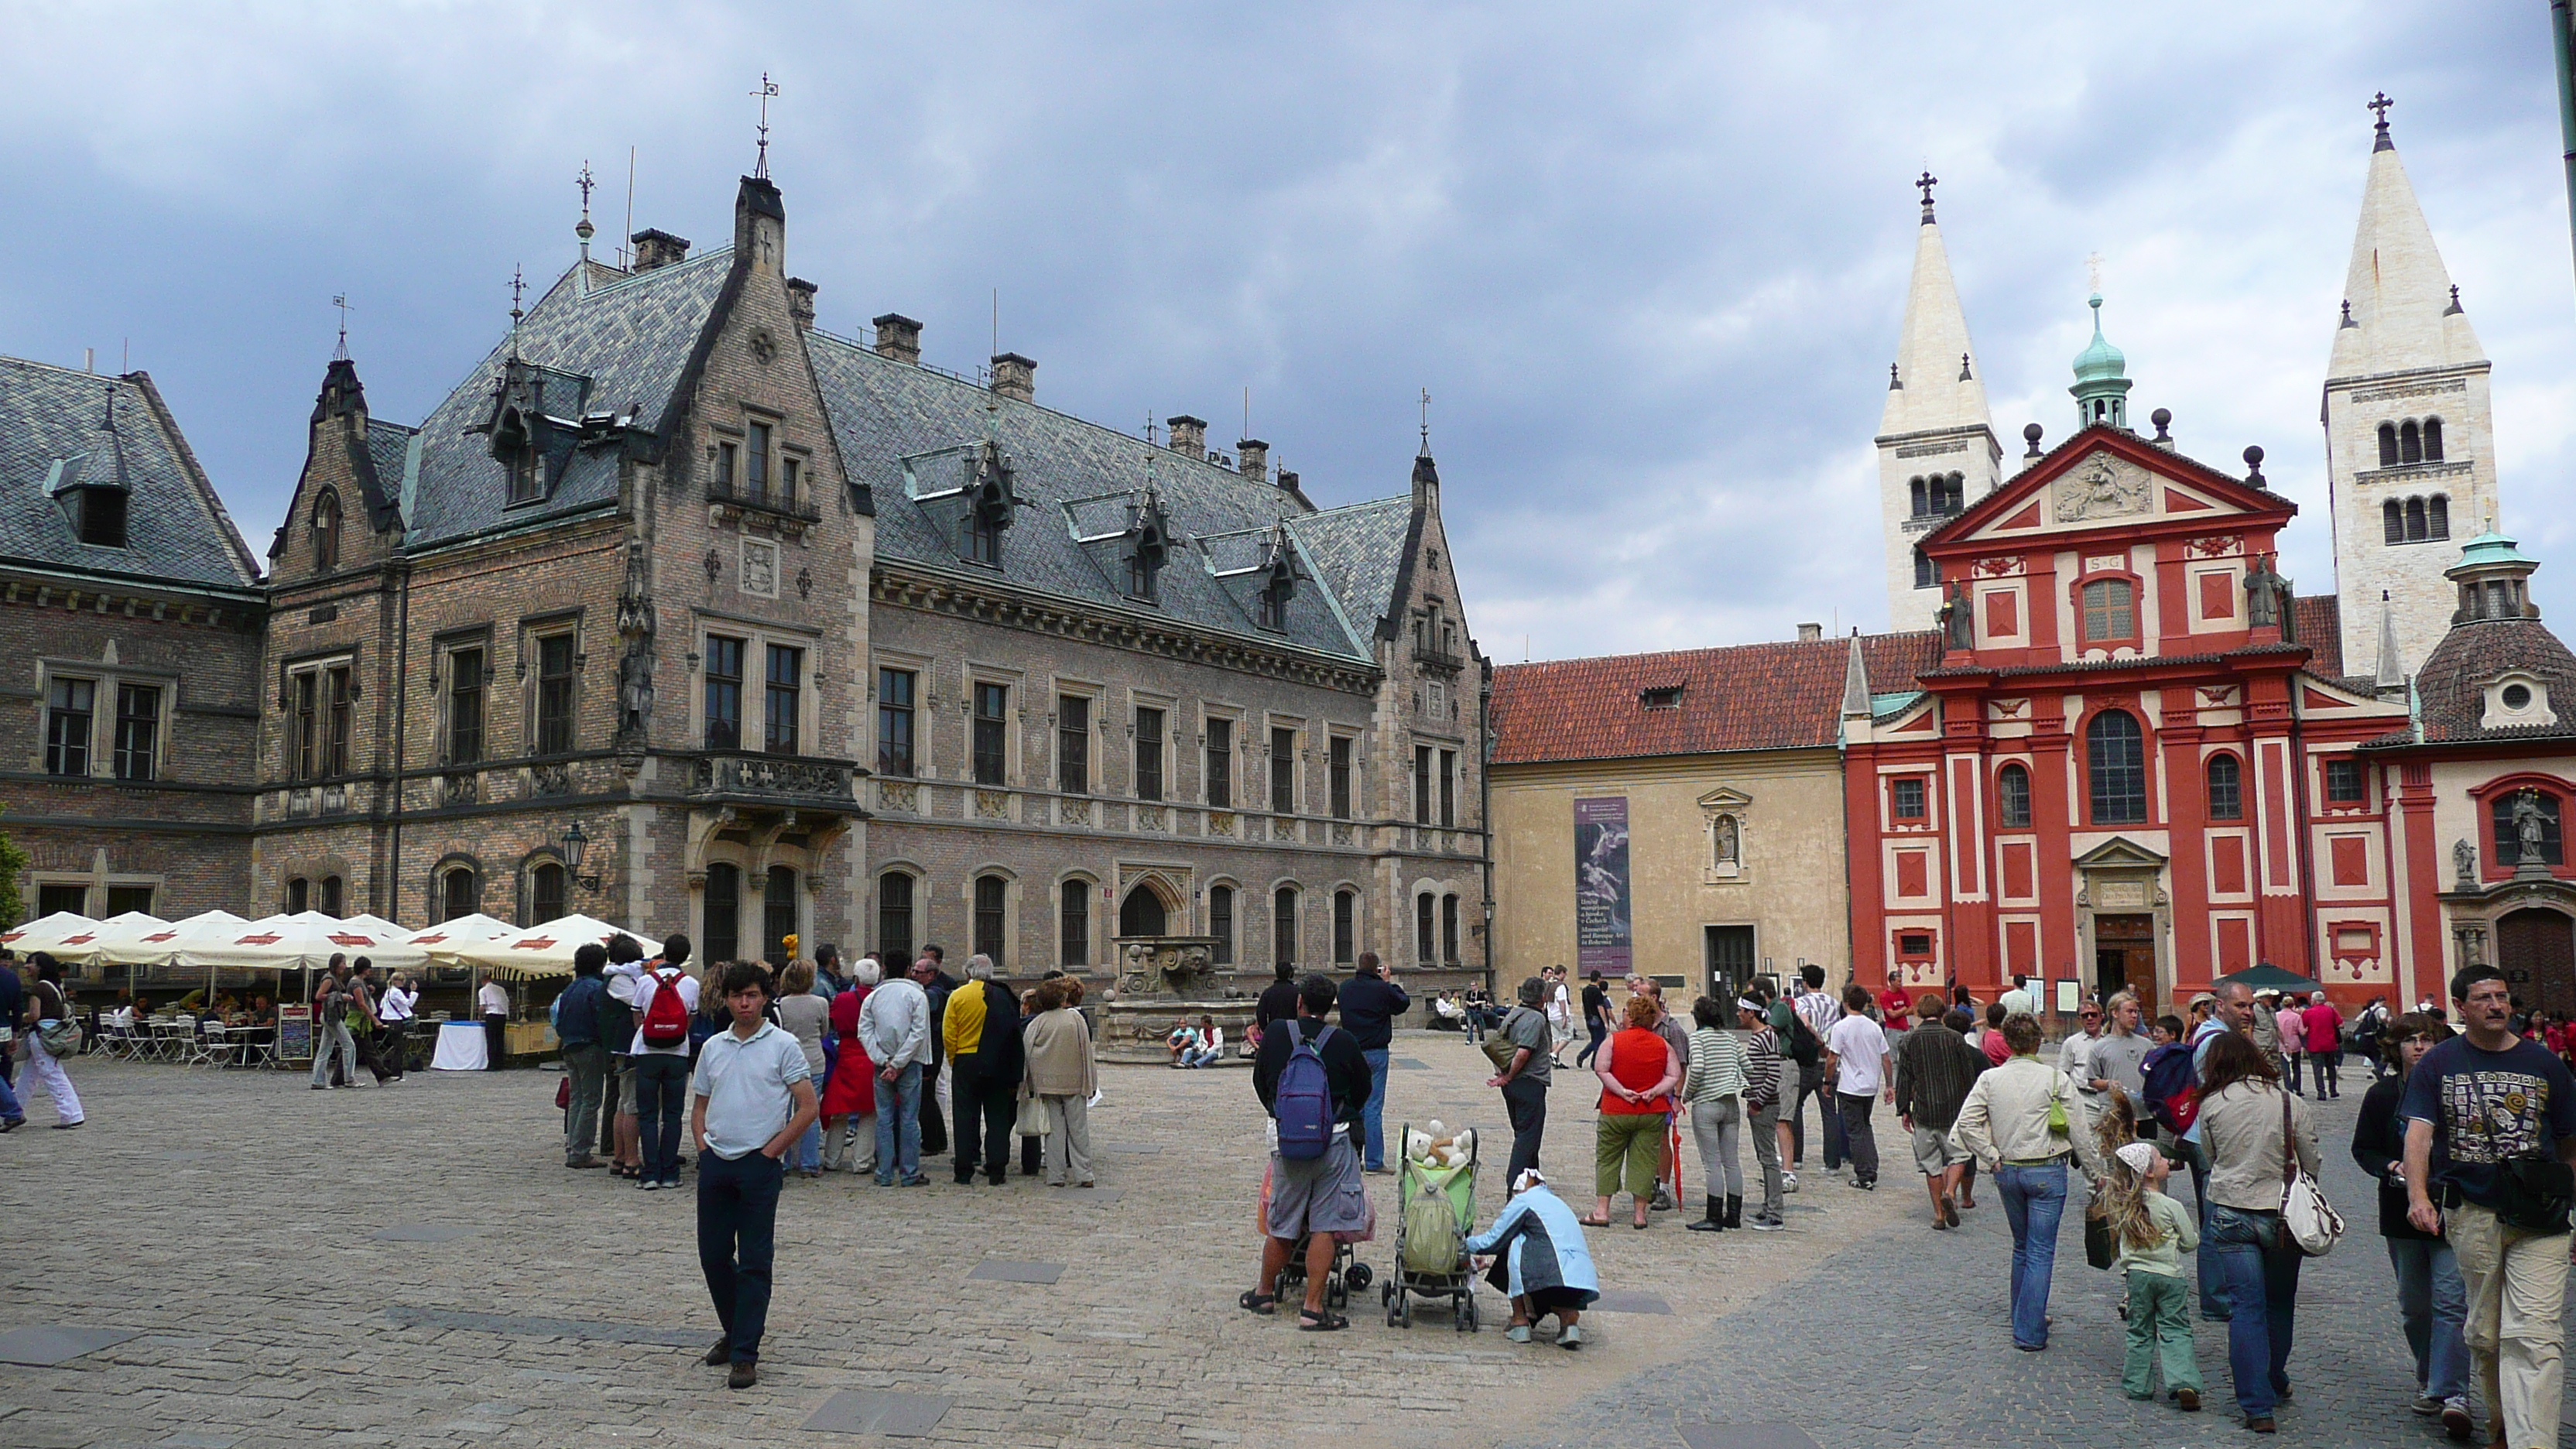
[1465,1169,1600,1347]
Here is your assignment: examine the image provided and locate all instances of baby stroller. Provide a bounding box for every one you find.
[1384,1121,1480,1331]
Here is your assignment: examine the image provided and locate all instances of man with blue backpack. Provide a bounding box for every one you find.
[1243,974,1374,1331]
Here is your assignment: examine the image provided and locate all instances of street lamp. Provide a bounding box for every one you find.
[560,820,601,892]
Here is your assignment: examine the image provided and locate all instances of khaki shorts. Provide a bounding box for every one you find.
[1266,1133,1368,1239]
[615,1057,639,1114]
[1912,1122,1967,1177]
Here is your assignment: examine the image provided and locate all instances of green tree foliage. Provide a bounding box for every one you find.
[0,826,24,932]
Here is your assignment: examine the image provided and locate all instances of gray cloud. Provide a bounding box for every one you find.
[0,2,2563,661]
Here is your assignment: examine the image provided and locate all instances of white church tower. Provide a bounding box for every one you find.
[2323,95,2497,678]
[1878,173,2002,632]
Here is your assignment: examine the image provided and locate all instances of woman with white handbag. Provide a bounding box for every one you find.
[2198,1030,2324,1433]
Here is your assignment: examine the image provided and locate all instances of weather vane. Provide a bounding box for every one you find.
[331,293,352,361]
[751,72,781,178]
[2086,252,2103,295]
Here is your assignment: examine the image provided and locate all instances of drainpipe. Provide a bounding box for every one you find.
[1478,668,1495,992]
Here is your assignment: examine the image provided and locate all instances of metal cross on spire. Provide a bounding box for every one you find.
[331,293,352,361]
[509,265,526,324]
[751,72,781,179]
[575,161,597,259]
[1916,170,1937,222]
[2370,91,2394,150]
[1419,387,1432,455]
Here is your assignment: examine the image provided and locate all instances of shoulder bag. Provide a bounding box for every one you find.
[2278,1088,2345,1255]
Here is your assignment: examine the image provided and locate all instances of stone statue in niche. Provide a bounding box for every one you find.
[2244,554,2290,631]
[1713,816,1740,868]
[1939,582,1974,651]
[2454,838,2478,887]
[615,540,655,745]
[2054,456,2150,522]
[2514,789,2551,865]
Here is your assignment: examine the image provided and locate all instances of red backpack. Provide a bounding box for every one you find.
[639,967,690,1048]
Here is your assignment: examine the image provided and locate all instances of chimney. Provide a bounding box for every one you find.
[1236,439,1268,483]
[990,352,1036,402]
[872,313,922,365]
[630,228,691,272]
[1276,468,1300,494]
[786,277,817,331]
[1166,415,1207,459]
[1797,622,1823,642]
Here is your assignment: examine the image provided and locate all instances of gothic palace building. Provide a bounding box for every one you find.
[0,164,1492,992]
[1490,108,2576,1016]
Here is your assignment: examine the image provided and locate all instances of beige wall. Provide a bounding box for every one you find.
[1490,747,1851,996]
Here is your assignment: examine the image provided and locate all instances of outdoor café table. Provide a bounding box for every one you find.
[430,1019,488,1071]
[224,1025,276,1067]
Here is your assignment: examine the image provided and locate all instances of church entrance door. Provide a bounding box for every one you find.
[2094,913,2155,1003]
[2498,908,2576,1019]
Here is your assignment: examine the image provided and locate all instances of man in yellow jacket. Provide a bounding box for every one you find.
[943,955,1025,1186]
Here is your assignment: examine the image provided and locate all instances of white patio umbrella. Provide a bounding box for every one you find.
[44,910,166,968]
[341,913,412,939]
[183,913,430,974]
[91,910,228,964]
[0,911,101,957]
[454,914,649,980]
[398,913,519,964]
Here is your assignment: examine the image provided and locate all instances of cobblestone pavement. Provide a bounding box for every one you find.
[1,1043,2549,1448]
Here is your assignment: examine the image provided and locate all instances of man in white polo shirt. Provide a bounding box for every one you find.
[690,961,818,1390]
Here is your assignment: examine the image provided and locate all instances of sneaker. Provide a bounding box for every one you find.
[2441,1398,2474,1440]
[2411,1396,2444,1416]
[1781,1172,1799,1194]
[1749,1214,1786,1231]
[1505,1323,1531,1344]
[640,1177,661,1191]
[661,1177,683,1190]
[50,1120,83,1130]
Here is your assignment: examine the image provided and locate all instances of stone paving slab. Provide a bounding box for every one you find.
[964,1260,1066,1285]
[0,1326,138,1367]
[369,1224,476,1242]
[1679,1427,1819,1449]
[801,1388,954,1437]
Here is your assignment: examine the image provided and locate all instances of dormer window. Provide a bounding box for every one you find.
[497,411,542,505]
[311,488,341,571]
[1258,574,1290,631]
[961,442,1016,567]
[1640,686,1684,710]
[2483,673,2557,731]
[74,484,127,548]
[967,509,1003,566]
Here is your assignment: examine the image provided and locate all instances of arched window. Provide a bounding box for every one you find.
[1059,879,1091,967]
[312,488,341,572]
[875,871,913,965]
[320,875,345,916]
[1416,892,1436,964]
[1334,889,1357,964]
[1946,474,1966,513]
[2428,495,2449,540]
[2384,500,2406,546]
[1442,895,1460,963]
[1914,548,1938,590]
[2400,420,2423,464]
[973,874,1006,967]
[1909,477,1927,517]
[2206,753,2243,821]
[2080,579,2135,642]
[2424,417,2444,461]
[2492,792,2566,868]
[286,876,310,914]
[1997,764,2032,828]
[1208,885,1234,964]
[705,862,742,962]
[2087,710,2147,824]
[2378,422,2400,467]
[764,865,798,965]
[438,866,478,923]
[527,863,566,927]
[1272,886,1298,968]
[1118,882,1166,937]
[2406,497,2427,542]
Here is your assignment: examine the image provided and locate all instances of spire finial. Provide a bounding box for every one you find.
[1915,170,1937,224]
[1419,386,1432,456]
[750,72,780,179]
[575,161,597,259]
[1888,362,1902,390]
[509,265,526,325]
[2369,91,2394,150]
[2445,283,2463,316]
[1958,352,1972,382]
[331,293,352,361]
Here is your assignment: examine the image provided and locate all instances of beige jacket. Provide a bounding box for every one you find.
[1950,1054,2104,1177]
[2199,1080,2320,1211]
[1022,1007,1097,1099]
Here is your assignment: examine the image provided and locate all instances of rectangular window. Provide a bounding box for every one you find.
[1272,887,1297,968]
[1205,718,1232,808]
[39,882,88,918]
[292,670,317,779]
[716,440,738,495]
[1269,726,1297,814]
[324,666,353,776]
[764,644,803,755]
[1442,894,1460,964]
[105,884,154,916]
[1329,736,1353,818]
[1057,695,1089,794]
[704,636,744,750]
[1060,880,1090,967]
[1208,885,1234,964]
[974,875,1006,967]
[1334,890,1355,964]
[1413,745,1433,825]
[113,683,160,782]
[2324,757,2365,805]
[1892,777,1927,821]
[1416,893,1436,964]
[876,666,914,776]
[782,456,801,510]
[704,863,740,964]
[1135,707,1164,800]
[447,646,485,765]
[972,682,1009,786]
[1439,748,1457,827]
[45,677,94,776]
[875,872,912,965]
[535,635,575,755]
[745,421,772,503]
[2081,578,2136,642]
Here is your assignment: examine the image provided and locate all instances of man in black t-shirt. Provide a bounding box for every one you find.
[1254,964,1302,1042]
[1577,971,1612,1068]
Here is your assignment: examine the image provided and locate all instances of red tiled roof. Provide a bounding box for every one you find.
[2293,594,2343,677]
[1491,631,1942,766]
[2363,616,2576,748]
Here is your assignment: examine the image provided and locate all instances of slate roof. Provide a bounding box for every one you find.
[404,252,733,548]
[1490,631,1944,765]
[0,355,262,591]
[806,330,1396,664]
[2361,616,2576,748]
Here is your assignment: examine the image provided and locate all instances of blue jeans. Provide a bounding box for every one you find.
[0,1046,20,1122]
[1995,1161,2068,1349]
[636,1053,690,1184]
[2388,1236,2470,1403]
[1576,1022,1607,1067]
[2206,1204,2302,1418]
[872,1063,924,1184]
[696,1150,783,1363]
[1361,1048,1391,1169]
[793,1118,821,1171]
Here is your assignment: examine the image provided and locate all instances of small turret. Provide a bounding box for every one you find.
[2069,293,2131,431]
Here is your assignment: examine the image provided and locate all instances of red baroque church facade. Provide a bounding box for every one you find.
[1843,426,2416,1011]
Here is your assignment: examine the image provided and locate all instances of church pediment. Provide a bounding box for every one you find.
[1930,428,2295,551]
[2074,836,2168,871]
[1697,786,1754,813]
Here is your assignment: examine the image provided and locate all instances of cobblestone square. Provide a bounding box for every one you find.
[0,1042,2540,1449]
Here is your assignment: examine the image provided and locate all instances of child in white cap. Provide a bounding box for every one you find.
[2102,1139,2203,1411]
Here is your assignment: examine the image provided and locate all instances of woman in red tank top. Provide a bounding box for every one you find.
[1587,993,1682,1229]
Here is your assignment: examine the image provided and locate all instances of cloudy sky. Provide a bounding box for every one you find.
[2,2,2567,662]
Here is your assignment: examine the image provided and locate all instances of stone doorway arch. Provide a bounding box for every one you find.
[1118,880,1173,937]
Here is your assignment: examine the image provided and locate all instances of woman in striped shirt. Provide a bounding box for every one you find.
[1681,997,1750,1233]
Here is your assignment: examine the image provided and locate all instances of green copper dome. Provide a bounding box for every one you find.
[2451,531,2529,570]
[2068,293,2132,430]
